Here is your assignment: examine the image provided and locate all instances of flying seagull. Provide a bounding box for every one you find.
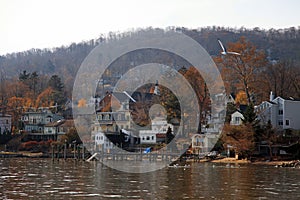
[123,91,136,103]
[217,39,241,56]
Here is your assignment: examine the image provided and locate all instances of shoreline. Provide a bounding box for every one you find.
[203,157,298,166]
[1,151,298,167]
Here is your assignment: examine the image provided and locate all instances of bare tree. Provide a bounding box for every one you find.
[215,37,267,105]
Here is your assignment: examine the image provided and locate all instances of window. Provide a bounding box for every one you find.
[146,136,150,140]
[286,119,290,126]
[278,120,283,126]
[235,117,240,124]
[152,136,154,140]
[278,109,283,115]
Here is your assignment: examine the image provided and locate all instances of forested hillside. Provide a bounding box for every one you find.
[0,26,299,97]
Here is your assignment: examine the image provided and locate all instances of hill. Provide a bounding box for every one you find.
[0,26,299,95]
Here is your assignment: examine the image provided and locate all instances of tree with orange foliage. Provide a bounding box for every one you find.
[180,66,211,133]
[77,98,87,108]
[35,87,55,108]
[221,123,256,159]
[235,90,248,105]
[7,96,32,132]
[215,37,267,105]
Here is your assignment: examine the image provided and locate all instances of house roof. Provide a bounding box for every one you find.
[112,92,131,103]
[59,119,75,128]
[273,96,300,102]
[45,119,65,127]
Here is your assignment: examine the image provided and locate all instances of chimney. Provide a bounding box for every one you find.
[270,91,275,101]
[154,80,160,96]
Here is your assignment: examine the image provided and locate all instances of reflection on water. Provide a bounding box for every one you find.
[0,158,300,199]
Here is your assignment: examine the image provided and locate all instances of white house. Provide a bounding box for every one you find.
[43,119,75,141]
[256,92,300,130]
[139,116,174,144]
[91,117,115,152]
[230,111,244,125]
[191,133,219,155]
[94,131,114,152]
[204,92,230,134]
[21,109,63,133]
[0,114,12,134]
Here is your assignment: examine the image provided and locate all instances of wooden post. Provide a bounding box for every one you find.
[77,144,80,160]
[51,144,54,162]
[56,144,60,161]
[64,141,67,160]
[73,143,76,160]
[82,145,85,160]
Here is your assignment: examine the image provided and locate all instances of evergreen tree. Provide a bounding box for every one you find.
[242,104,259,125]
[19,70,30,81]
[166,126,174,144]
[48,75,64,91]
[47,75,66,111]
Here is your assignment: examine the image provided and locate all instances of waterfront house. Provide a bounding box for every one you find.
[191,133,219,155]
[95,92,132,133]
[21,109,63,133]
[140,116,174,144]
[256,92,300,130]
[94,131,114,152]
[204,92,231,134]
[43,119,75,141]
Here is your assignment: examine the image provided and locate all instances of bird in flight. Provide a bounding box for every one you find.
[123,91,136,103]
[217,39,241,56]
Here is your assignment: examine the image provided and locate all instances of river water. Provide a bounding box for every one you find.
[0,158,299,199]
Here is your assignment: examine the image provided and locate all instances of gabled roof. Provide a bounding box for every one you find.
[45,119,65,127]
[112,92,131,103]
[272,96,300,102]
[59,119,75,128]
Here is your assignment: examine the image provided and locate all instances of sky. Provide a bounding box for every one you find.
[0,0,299,55]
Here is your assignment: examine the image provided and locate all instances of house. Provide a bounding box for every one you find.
[21,109,63,133]
[191,133,219,155]
[229,104,247,126]
[230,111,244,125]
[256,92,300,130]
[0,114,12,134]
[204,92,231,134]
[94,131,114,152]
[139,116,174,144]
[43,119,75,141]
[95,92,132,133]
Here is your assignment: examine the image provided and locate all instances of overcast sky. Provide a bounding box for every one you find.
[0,0,299,55]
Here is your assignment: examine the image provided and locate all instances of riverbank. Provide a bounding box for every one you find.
[207,157,299,166]
[0,151,44,158]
